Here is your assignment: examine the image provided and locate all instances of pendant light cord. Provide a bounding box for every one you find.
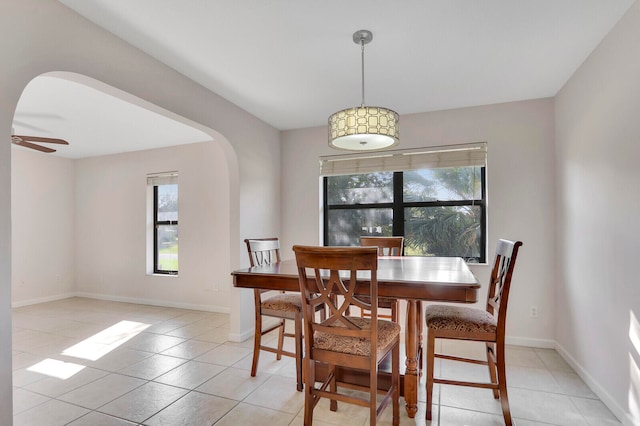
[360,38,366,107]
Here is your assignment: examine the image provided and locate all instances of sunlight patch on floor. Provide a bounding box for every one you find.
[62,320,150,361]
[27,358,85,380]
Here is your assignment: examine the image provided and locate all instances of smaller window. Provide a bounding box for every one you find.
[148,173,178,275]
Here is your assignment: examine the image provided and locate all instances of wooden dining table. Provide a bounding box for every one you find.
[231,255,480,418]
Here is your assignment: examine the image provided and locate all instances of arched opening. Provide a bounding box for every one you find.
[12,71,236,308]
[11,72,239,417]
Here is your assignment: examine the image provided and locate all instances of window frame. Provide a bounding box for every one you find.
[153,184,179,275]
[323,167,487,263]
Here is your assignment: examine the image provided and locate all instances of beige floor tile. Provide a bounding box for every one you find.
[439,384,503,415]
[118,353,187,380]
[13,366,48,388]
[11,298,619,426]
[58,373,146,410]
[438,405,507,426]
[13,398,90,426]
[154,360,226,389]
[196,366,270,400]
[88,346,153,372]
[12,388,50,415]
[67,411,138,425]
[195,343,253,366]
[551,370,598,398]
[216,402,296,426]
[160,338,219,359]
[193,326,230,343]
[243,375,305,414]
[506,365,562,393]
[570,396,622,425]
[165,321,217,339]
[232,346,297,376]
[505,346,547,368]
[293,393,370,425]
[98,381,188,423]
[535,348,575,373]
[124,332,186,353]
[143,390,237,426]
[24,365,108,397]
[509,387,587,425]
[12,351,44,371]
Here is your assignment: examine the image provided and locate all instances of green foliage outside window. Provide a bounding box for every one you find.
[325,166,485,262]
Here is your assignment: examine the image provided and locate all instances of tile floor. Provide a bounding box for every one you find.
[12,297,620,425]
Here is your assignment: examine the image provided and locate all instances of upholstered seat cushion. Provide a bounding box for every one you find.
[261,293,302,312]
[425,305,497,333]
[314,316,401,357]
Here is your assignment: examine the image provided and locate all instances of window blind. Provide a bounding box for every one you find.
[319,142,487,176]
[147,171,178,186]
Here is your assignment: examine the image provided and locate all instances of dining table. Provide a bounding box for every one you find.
[231,255,480,418]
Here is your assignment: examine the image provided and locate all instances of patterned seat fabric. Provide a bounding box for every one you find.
[314,316,401,357]
[261,293,302,312]
[425,305,497,333]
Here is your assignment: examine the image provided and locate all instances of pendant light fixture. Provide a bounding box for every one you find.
[328,30,399,151]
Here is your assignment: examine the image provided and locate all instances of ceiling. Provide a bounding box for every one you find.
[13,75,212,159]
[13,0,636,158]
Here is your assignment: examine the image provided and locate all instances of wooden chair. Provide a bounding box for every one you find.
[359,236,404,322]
[424,239,523,425]
[245,238,325,392]
[293,245,400,426]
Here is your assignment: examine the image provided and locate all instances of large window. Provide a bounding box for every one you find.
[322,143,487,263]
[149,173,179,275]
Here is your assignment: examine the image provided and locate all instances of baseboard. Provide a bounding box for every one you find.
[12,293,76,308]
[74,292,230,314]
[506,335,555,349]
[227,328,254,343]
[555,342,636,425]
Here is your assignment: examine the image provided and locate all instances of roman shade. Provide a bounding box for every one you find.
[319,142,487,176]
[146,171,178,186]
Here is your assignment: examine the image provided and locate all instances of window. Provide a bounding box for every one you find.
[148,173,178,274]
[321,143,487,263]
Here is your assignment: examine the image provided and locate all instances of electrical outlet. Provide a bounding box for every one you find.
[530,306,539,318]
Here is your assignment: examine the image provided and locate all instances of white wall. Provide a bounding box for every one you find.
[555,2,640,424]
[1,0,281,422]
[11,149,75,304]
[74,142,230,311]
[281,98,557,346]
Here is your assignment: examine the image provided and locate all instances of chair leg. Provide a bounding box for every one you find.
[486,342,499,399]
[294,312,303,392]
[496,344,513,426]
[304,359,315,426]
[425,330,435,421]
[369,364,377,426]
[276,319,285,361]
[251,311,263,377]
[392,340,400,426]
[329,364,338,412]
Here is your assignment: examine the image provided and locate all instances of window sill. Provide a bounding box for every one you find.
[148,273,179,278]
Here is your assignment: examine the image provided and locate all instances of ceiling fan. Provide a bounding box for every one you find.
[11,134,69,153]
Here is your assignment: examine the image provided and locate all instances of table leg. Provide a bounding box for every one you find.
[404,299,419,418]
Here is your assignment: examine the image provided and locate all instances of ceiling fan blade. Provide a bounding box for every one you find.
[11,139,57,153]
[13,135,69,145]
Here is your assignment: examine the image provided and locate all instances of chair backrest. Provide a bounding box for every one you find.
[486,239,523,332]
[360,236,404,256]
[244,238,281,267]
[293,246,379,349]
